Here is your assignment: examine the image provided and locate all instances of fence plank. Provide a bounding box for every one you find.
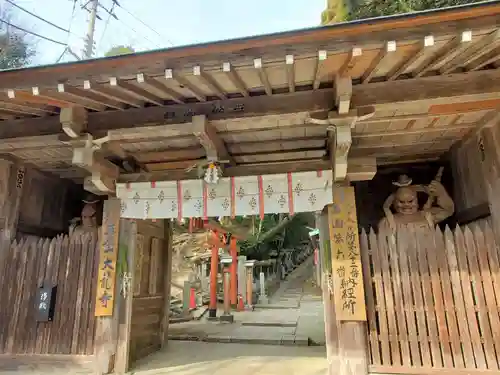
[482,224,500,326]
[465,225,499,369]
[15,238,42,354]
[377,231,402,366]
[445,226,477,368]
[407,228,432,368]
[389,230,410,366]
[86,236,99,355]
[0,240,18,353]
[361,229,380,366]
[454,227,487,368]
[416,227,443,367]
[35,237,56,354]
[370,229,391,366]
[426,228,453,368]
[6,240,30,353]
[77,234,96,354]
[396,228,420,367]
[434,228,466,368]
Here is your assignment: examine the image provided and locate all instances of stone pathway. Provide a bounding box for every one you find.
[168,255,326,346]
[131,341,327,375]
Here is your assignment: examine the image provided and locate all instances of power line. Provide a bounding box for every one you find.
[5,0,82,39]
[114,1,174,46]
[97,1,117,50]
[114,15,161,49]
[0,17,67,46]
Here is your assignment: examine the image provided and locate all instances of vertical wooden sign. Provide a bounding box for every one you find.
[328,186,366,321]
[95,199,121,316]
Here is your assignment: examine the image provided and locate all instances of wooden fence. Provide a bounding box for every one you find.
[361,223,500,373]
[0,234,99,355]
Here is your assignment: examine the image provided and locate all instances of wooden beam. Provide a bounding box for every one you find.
[286,55,295,93]
[191,114,233,162]
[83,80,144,108]
[33,86,105,111]
[193,66,227,100]
[57,83,126,110]
[60,106,87,138]
[449,110,500,154]
[2,68,500,140]
[135,147,206,163]
[72,146,120,192]
[165,69,206,102]
[353,123,474,139]
[222,62,248,97]
[338,47,363,77]
[0,100,49,117]
[254,58,272,95]
[362,41,396,84]
[334,76,352,114]
[466,45,500,71]
[313,50,328,90]
[146,159,203,171]
[333,126,352,180]
[136,73,184,104]
[120,157,377,183]
[10,89,71,108]
[387,35,435,81]
[413,31,472,77]
[440,29,500,74]
[110,77,164,106]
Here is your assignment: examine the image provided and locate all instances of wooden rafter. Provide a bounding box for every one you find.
[110,77,164,106]
[0,101,48,117]
[32,86,105,111]
[83,80,144,108]
[440,29,500,74]
[466,45,500,71]
[191,114,233,163]
[222,62,248,97]
[136,73,184,104]
[2,68,500,139]
[165,69,206,102]
[286,55,295,93]
[313,50,327,90]
[413,31,472,77]
[254,58,273,95]
[57,84,125,111]
[387,36,435,80]
[193,66,226,100]
[337,47,363,78]
[362,41,396,84]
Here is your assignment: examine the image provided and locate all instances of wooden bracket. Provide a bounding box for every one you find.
[328,125,352,181]
[191,115,234,164]
[334,76,352,115]
[73,146,119,193]
[60,106,88,138]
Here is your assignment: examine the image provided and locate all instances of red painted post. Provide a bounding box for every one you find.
[230,237,238,308]
[208,230,219,318]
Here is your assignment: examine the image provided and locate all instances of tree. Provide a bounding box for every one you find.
[345,0,481,20]
[0,3,35,70]
[105,45,135,57]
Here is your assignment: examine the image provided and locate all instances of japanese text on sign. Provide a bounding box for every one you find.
[328,187,366,321]
[94,199,120,317]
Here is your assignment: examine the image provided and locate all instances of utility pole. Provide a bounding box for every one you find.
[83,0,99,58]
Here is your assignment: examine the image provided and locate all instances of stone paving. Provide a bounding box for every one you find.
[168,256,326,346]
[131,341,328,375]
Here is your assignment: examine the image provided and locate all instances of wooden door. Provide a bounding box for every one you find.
[129,219,172,364]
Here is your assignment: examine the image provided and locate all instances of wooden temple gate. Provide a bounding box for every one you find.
[361,223,500,373]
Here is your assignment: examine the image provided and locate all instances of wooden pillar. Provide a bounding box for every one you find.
[318,209,340,375]
[208,230,219,318]
[160,219,174,345]
[229,237,238,307]
[326,186,368,375]
[93,198,121,375]
[0,159,25,249]
[114,218,137,375]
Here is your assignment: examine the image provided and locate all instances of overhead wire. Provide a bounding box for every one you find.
[113,0,174,46]
[0,18,67,46]
[97,1,116,52]
[4,0,84,40]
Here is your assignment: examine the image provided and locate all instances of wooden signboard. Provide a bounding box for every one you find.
[94,199,121,316]
[328,186,366,321]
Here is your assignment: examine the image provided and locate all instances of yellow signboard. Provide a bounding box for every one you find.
[328,186,366,321]
[95,199,120,317]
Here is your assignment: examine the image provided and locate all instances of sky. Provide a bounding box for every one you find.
[5,0,326,67]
